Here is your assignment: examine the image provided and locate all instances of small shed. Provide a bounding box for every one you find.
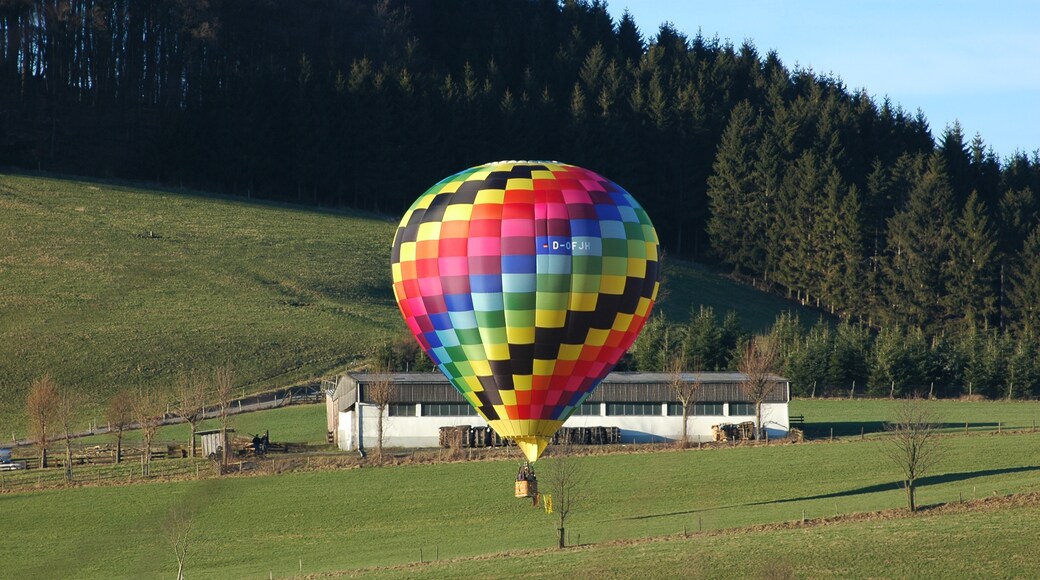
[196,428,235,459]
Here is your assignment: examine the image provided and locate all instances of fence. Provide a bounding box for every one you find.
[0,455,207,492]
[7,381,328,448]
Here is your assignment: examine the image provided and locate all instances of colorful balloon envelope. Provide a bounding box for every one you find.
[391,161,660,461]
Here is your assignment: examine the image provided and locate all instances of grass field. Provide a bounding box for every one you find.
[3,429,1039,578]
[0,172,820,433]
[792,397,1040,438]
[373,500,1040,578]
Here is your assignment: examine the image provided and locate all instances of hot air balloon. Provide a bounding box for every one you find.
[390,161,660,463]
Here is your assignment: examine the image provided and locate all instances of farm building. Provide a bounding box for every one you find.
[325,371,790,451]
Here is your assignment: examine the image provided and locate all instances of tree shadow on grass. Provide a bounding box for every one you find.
[805,421,998,438]
[622,465,1040,521]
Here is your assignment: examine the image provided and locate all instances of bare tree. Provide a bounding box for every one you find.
[541,444,587,549]
[668,354,701,447]
[367,361,396,462]
[739,335,780,440]
[106,390,134,464]
[133,388,166,476]
[881,397,944,512]
[173,371,208,458]
[162,504,197,580]
[214,365,235,468]
[26,374,60,468]
[55,386,83,482]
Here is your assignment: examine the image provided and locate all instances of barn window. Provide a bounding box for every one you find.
[666,403,696,416]
[728,403,755,416]
[388,403,416,417]
[693,402,724,416]
[606,402,662,416]
[572,402,601,416]
[421,403,477,417]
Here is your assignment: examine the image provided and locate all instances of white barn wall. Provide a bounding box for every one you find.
[336,401,789,451]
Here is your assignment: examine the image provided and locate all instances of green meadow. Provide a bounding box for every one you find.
[3,429,1039,578]
[0,172,819,432]
[792,397,1040,438]
[375,502,1040,579]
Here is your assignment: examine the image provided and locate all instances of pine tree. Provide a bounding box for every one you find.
[939,121,971,205]
[881,154,956,333]
[1007,226,1040,334]
[945,191,998,330]
[1005,333,1039,400]
[787,320,832,397]
[706,101,767,274]
[828,321,871,392]
[870,326,928,398]
[777,151,826,300]
[615,10,645,65]
[683,306,724,370]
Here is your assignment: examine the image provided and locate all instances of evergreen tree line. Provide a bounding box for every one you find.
[2,0,1038,336]
[708,111,1040,337]
[631,309,1040,401]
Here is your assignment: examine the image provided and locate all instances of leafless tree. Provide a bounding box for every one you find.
[173,371,208,458]
[133,388,166,476]
[162,504,197,580]
[541,444,588,549]
[881,397,945,512]
[668,354,701,447]
[106,390,134,464]
[368,361,396,462]
[214,365,235,468]
[739,335,780,440]
[55,386,83,482]
[26,374,60,468]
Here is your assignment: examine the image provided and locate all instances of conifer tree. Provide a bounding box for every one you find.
[945,191,999,330]
[1007,227,1040,334]
[683,306,724,371]
[707,101,766,274]
[881,154,956,332]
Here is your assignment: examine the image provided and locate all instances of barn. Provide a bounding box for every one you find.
[326,371,790,451]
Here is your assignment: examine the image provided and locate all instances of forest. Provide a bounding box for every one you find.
[2,0,1040,397]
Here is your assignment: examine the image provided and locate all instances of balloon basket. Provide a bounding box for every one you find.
[515,480,537,499]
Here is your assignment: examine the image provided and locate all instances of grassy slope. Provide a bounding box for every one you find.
[0,173,401,430]
[0,172,820,433]
[383,503,1040,578]
[792,397,1040,438]
[2,431,1039,578]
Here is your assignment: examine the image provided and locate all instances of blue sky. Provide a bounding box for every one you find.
[607,1,1040,160]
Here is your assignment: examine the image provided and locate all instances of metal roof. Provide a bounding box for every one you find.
[338,371,789,405]
[345,371,788,384]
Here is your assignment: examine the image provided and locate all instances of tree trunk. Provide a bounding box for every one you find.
[681,406,689,447]
[907,480,916,512]
[557,527,565,549]
[756,402,764,440]
[376,411,384,460]
[64,439,73,482]
[115,432,122,464]
[188,423,196,458]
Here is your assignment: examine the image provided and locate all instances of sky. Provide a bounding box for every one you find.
[606,0,1040,161]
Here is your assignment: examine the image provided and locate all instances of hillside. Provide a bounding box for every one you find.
[0,173,822,433]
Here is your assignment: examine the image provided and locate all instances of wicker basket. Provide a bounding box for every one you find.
[515,479,537,498]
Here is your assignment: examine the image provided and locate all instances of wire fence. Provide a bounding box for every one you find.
[0,455,210,492]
